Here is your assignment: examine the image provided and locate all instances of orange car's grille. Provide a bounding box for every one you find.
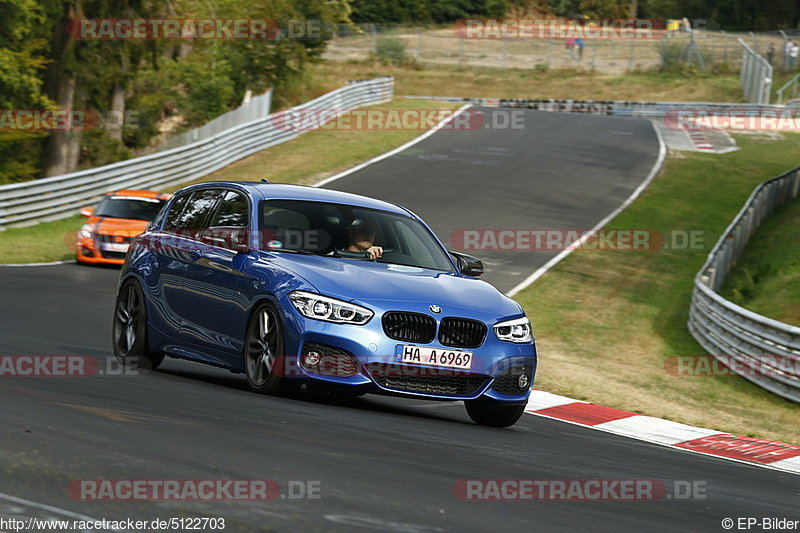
[95,234,132,245]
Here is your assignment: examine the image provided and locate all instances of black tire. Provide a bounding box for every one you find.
[465,400,526,428]
[244,302,298,395]
[112,280,164,370]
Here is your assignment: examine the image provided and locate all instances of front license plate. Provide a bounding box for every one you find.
[400,345,473,370]
[100,242,129,253]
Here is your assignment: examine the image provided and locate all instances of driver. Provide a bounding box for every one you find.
[346,218,383,260]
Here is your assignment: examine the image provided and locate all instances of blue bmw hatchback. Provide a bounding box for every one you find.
[113,181,537,426]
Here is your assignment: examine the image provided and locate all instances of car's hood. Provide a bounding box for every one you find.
[258,252,522,318]
[91,217,149,235]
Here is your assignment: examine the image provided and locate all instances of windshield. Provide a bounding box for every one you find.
[259,199,455,272]
[95,196,167,221]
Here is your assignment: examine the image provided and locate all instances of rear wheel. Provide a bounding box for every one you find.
[244,303,298,395]
[112,280,164,370]
[465,400,526,428]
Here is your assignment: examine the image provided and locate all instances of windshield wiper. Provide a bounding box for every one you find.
[266,248,335,257]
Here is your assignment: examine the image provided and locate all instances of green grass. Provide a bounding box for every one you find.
[0,98,458,264]
[0,215,83,264]
[311,61,745,103]
[720,193,800,326]
[514,133,800,444]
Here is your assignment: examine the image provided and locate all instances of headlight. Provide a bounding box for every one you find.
[289,291,373,325]
[494,317,533,343]
[79,223,95,240]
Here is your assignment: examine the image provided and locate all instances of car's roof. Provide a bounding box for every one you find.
[106,189,171,199]
[194,181,411,217]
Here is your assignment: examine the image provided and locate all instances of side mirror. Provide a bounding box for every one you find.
[80,206,94,217]
[450,251,484,277]
[201,227,250,252]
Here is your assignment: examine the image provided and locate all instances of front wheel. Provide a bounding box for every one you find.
[244,303,298,395]
[112,280,164,370]
[465,400,526,427]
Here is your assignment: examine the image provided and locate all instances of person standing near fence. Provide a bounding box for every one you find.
[785,39,793,68]
[767,42,776,66]
[790,41,799,70]
[575,37,585,60]
[566,38,575,59]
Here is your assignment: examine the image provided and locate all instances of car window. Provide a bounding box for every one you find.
[163,193,190,233]
[94,195,166,221]
[210,190,249,228]
[393,220,439,268]
[258,199,454,272]
[173,189,221,240]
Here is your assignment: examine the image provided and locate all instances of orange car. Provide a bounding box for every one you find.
[76,189,172,265]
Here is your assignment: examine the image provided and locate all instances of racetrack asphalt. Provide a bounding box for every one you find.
[0,109,797,532]
[327,107,663,292]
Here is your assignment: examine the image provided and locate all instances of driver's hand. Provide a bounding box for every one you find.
[366,246,383,260]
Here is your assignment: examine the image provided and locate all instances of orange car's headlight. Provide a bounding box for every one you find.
[79,223,95,240]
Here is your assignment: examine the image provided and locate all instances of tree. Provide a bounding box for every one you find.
[0,0,51,183]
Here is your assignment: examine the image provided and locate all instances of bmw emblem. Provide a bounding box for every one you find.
[429,305,442,314]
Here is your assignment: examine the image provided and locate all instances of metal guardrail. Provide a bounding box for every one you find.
[739,38,773,104]
[776,73,800,105]
[0,77,394,230]
[688,167,800,403]
[143,89,273,154]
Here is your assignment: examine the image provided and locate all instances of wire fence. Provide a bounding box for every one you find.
[327,24,797,73]
[739,38,773,104]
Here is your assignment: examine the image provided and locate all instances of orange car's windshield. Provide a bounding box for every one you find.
[95,196,166,221]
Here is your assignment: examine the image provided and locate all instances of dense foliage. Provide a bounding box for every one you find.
[0,0,347,183]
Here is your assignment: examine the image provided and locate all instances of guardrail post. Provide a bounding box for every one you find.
[722,31,729,63]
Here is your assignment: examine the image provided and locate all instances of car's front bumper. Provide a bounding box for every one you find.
[279,301,537,403]
[76,238,127,265]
